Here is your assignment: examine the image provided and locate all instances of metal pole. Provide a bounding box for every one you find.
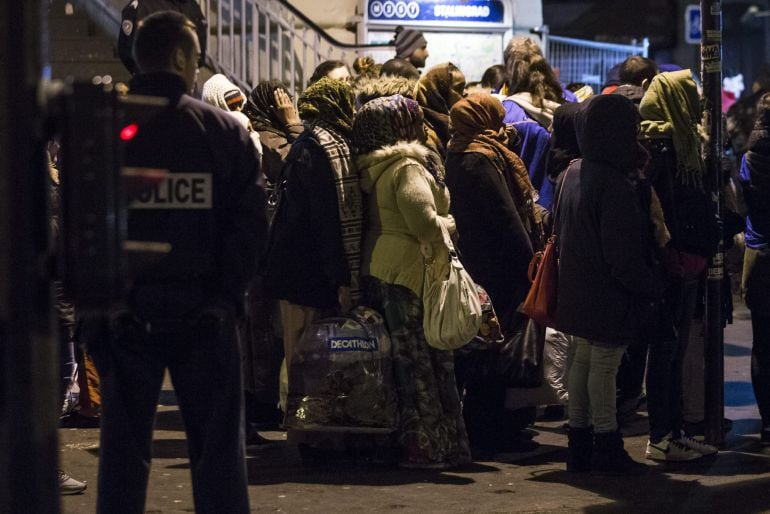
[701,0,725,447]
[0,0,60,512]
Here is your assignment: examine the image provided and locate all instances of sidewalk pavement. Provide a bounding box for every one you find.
[61,303,770,513]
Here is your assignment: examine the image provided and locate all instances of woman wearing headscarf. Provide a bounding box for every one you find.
[243,80,305,185]
[354,94,471,469]
[263,77,362,372]
[242,81,305,436]
[556,94,662,474]
[203,72,279,442]
[740,92,770,446]
[444,93,537,456]
[639,70,720,462]
[201,73,263,156]
[446,93,536,325]
[501,37,566,210]
[414,62,466,155]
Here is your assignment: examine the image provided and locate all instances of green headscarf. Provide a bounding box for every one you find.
[639,70,704,186]
[298,77,356,137]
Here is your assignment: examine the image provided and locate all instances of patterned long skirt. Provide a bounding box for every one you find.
[363,276,471,468]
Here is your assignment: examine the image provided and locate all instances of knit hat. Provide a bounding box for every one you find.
[352,94,424,153]
[394,28,427,60]
[223,89,245,111]
[202,73,246,111]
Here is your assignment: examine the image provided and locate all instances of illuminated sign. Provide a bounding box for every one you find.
[368,0,505,24]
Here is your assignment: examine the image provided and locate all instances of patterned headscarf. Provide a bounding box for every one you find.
[639,70,704,186]
[415,62,466,147]
[352,95,424,153]
[448,93,537,230]
[298,77,356,137]
[243,80,291,135]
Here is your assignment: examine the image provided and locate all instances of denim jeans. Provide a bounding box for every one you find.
[90,308,250,514]
[567,337,627,434]
[646,277,699,442]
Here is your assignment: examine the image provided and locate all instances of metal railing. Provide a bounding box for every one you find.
[200,0,394,94]
[78,2,649,97]
[535,26,649,92]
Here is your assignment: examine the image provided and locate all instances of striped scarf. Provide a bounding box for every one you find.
[309,123,363,302]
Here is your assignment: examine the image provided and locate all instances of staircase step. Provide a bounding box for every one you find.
[50,38,119,63]
[48,16,100,40]
[49,61,131,83]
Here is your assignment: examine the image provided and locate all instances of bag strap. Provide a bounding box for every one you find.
[420,219,454,262]
[549,160,577,237]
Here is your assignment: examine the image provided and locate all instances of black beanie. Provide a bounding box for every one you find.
[395,29,428,60]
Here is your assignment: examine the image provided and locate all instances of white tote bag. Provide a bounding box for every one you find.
[420,222,482,350]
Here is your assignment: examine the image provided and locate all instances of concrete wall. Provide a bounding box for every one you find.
[511,0,543,34]
[47,0,130,83]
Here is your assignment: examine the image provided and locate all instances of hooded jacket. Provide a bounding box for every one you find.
[357,141,454,295]
[555,95,662,344]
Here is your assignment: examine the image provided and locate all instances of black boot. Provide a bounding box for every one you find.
[566,426,593,472]
[592,430,646,475]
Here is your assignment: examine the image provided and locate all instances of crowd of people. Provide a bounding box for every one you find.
[52,6,770,511]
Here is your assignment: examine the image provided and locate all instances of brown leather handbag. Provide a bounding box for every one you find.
[521,166,573,327]
[521,235,559,327]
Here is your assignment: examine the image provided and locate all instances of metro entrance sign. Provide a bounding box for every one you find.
[367,0,505,24]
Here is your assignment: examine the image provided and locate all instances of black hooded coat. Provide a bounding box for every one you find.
[544,102,582,181]
[554,95,662,345]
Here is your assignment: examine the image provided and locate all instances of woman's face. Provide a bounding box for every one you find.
[327,65,352,83]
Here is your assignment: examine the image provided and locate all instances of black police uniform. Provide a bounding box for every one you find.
[118,0,208,74]
[89,71,266,514]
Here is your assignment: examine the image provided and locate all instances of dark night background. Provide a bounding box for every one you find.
[543,0,769,86]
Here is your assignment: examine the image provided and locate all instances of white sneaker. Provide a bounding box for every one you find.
[645,436,703,461]
[678,435,718,456]
[58,470,87,495]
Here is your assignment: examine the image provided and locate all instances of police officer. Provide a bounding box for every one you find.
[118,0,207,74]
[87,11,265,514]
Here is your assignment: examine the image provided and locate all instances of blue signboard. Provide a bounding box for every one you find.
[685,5,701,44]
[368,0,505,24]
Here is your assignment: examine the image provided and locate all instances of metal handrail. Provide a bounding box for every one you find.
[547,35,649,55]
[532,24,649,92]
[202,0,394,94]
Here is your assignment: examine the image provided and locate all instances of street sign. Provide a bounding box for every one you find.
[685,4,701,44]
[367,0,505,24]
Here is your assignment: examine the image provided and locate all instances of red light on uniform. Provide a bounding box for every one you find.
[119,123,139,141]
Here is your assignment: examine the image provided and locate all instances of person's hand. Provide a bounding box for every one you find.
[274,89,301,127]
[337,286,352,313]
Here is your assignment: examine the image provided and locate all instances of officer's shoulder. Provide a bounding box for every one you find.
[122,0,139,15]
